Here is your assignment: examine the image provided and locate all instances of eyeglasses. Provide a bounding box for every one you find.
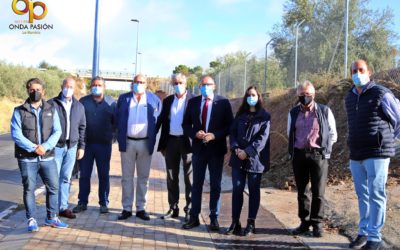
[133,81,146,84]
[173,82,183,85]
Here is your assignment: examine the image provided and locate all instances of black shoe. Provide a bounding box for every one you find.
[242,219,255,236]
[136,210,150,221]
[118,210,132,220]
[160,208,179,219]
[225,220,242,235]
[182,217,200,229]
[349,235,368,249]
[209,218,220,231]
[184,212,190,222]
[312,225,324,237]
[72,204,87,213]
[292,221,310,235]
[363,241,382,250]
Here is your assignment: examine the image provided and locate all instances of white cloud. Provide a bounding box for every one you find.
[0,34,71,68]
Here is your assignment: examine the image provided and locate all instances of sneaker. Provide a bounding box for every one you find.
[27,218,39,232]
[45,217,69,229]
[363,241,382,250]
[72,203,87,213]
[349,235,368,249]
[100,205,109,214]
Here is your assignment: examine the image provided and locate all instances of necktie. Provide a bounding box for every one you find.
[201,98,209,131]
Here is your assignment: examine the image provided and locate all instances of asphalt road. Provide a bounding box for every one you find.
[0,133,23,214]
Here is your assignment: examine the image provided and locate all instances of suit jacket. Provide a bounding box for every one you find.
[182,95,233,156]
[115,91,161,154]
[156,92,194,153]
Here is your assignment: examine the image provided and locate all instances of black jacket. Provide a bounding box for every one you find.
[156,92,194,153]
[49,93,86,149]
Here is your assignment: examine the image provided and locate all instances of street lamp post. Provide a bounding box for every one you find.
[344,0,349,78]
[131,19,139,76]
[294,19,305,88]
[92,0,101,78]
[138,52,142,73]
[264,38,275,93]
[243,52,251,95]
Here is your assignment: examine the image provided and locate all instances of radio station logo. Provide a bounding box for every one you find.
[9,0,53,34]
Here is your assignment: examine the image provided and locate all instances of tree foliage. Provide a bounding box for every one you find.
[270,0,398,83]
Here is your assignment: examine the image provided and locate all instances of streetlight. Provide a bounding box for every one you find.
[92,0,101,78]
[264,38,275,93]
[294,19,305,88]
[243,52,251,94]
[138,52,142,73]
[131,19,139,76]
[344,0,349,78]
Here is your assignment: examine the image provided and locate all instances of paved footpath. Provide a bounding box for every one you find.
[0,145,307,250]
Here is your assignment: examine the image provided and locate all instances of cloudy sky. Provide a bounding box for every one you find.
[0,0,399,77]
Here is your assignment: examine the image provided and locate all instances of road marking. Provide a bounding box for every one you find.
[0,185,45,221]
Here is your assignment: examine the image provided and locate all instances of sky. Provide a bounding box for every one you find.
[0,0,399,78]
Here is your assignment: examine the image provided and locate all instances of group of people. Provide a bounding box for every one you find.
[10,59,399,250]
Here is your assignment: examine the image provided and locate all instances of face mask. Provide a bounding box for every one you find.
[29,91,42,102]
[298,95,313,106]
[246,96,258,106]
[132,83,145,94]
[352,73,370,87]
[200,85,213,97]
[91,86,103,96]
[174,84,186,95]
[62,88,74,98]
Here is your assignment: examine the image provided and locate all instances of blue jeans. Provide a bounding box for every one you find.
[350,158,389,242]
[78,144,111,206]
[18,159,59,220]
[190,153,224,219]
[231,167,262,220]
[55,145,77,211]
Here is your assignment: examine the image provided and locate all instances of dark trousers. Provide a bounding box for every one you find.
[78,143,111,206]
[292,148,328,226]
[190,152,224,219]
[164,136,192,211]
[231,167,262,220]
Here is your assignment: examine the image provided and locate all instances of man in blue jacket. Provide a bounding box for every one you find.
[11,78,68,232]
[346,59,400,250]
[49,77,86,219]
[73,76,116,214]
[182,75,233,231]
[115,74,161,221]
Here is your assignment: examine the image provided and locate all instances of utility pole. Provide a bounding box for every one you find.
[294,19,305,88]
[91,0,100,78]
[344,0,349,78]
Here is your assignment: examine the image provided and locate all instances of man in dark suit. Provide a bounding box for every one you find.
[182,75,233,231]
[156,73,193,222]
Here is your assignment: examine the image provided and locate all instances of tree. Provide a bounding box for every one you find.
[38,60,60,71]
[270,0,398,84]
[172,64,190,76]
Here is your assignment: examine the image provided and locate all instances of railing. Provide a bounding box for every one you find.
[73,69,134,80]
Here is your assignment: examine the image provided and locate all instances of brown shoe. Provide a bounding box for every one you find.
[59,209,77,219]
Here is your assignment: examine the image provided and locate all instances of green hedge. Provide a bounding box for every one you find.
[0,61,68,100]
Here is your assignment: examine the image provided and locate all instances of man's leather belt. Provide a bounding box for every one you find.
[127,136,148,140]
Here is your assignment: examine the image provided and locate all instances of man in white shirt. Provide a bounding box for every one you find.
[115,74,161,221]
[156,73,194,222]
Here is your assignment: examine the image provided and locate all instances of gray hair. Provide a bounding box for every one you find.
[296,80,315,93]
[171,73,187,84]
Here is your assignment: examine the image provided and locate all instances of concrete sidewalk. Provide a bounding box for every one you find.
[0,145,309,249]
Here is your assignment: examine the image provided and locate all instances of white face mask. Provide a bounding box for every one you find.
[132,83,145,94]
[62,87,74,98]
[352,73,370,87]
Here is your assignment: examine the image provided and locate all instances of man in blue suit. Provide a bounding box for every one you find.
[115,74,161,221]
[182,75,233,231]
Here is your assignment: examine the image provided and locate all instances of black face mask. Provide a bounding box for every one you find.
[298,95,313,106]
[29,91,42,102]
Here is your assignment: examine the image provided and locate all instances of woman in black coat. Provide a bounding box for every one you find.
[225,85,271,236]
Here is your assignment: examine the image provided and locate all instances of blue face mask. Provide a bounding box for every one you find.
[352,73,369,87]
[174,84,186,95]
[200,85,213,97]
[132,83,145,94]
[91,86,103,96]
[247,96,258,106]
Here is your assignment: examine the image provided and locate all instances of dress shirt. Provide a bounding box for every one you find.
[200,94,214,132]
[60,95,72,140]
[169,93,187,136]
[127,93,148,138]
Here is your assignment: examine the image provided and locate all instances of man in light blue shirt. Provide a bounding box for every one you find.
[11,78,68,232]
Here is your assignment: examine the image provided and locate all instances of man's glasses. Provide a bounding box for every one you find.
[173,82,183,85]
